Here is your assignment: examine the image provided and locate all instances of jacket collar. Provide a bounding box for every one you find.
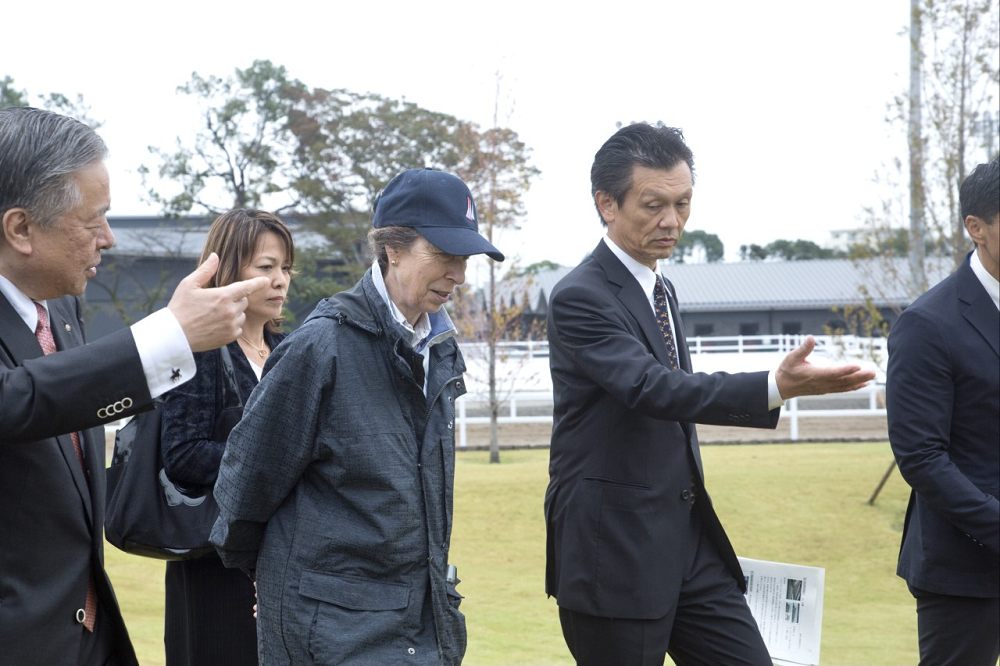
[591,240,675,369]
[957,253,1000,357]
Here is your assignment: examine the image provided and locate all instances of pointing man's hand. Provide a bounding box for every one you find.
[167,253,270,352]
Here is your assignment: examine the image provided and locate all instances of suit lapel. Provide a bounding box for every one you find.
[43,297,96,520]
[592,242,672,368]
[957,260,1000,357]
[0,291,44,365]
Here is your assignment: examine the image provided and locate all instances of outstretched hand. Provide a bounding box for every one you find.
[167,253,270,352]
[775,336,876,400]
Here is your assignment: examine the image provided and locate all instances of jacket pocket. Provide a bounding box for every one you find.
[301,571,431,664]
[582,476,651,491]
[299,570,409,610]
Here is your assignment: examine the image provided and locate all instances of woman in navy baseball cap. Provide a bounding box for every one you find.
[211,168,502,665]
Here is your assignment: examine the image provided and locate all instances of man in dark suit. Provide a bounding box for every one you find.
[887,156,999,666]
[544,123,875,665]
[0,106,268,665]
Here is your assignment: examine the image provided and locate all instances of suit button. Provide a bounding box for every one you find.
[680,490,691,500]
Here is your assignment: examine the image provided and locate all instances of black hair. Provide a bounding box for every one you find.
[590,123,695,226]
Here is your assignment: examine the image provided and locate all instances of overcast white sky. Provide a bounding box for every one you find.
[7,0,920,273]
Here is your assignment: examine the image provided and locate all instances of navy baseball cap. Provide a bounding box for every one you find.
[372,168,505,262]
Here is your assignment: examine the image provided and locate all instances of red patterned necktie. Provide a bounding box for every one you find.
[33,302,97,632]
[652,278,680,371]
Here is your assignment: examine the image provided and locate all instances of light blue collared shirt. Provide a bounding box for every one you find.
[371,261,458,395]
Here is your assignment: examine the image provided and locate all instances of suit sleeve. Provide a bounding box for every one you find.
[0,328,153,443]
[887,307,1000,555]
[549,280,777,428]
[210,328,330,572]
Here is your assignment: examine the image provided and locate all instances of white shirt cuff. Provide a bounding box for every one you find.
[767,369,785,410]
[131,308,196,398]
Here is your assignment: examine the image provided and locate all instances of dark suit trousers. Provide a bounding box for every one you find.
[910,585,1000,666]
[559,509,770,666]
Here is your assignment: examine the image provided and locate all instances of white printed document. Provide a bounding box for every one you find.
[738,557,825,666]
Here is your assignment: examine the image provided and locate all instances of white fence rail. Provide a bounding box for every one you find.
[455,335,887,447]
[454,383,886,447]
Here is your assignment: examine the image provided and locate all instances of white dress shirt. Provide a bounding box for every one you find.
[0,273,195,398]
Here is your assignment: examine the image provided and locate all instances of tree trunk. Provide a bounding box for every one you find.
[488,253,501,464]
[908,0,928,295]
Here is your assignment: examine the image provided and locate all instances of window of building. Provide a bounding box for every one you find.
[694,324,715,337]
[782,322,802,335]
[739,323,760,336]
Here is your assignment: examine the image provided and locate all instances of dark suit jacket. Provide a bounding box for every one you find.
[544,241,779,620]
[887,254,1000,598]
[0,292,147,666]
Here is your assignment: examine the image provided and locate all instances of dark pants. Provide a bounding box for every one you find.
[559,512,770,666]
[910,585,1000,666]
[164,554,258,666]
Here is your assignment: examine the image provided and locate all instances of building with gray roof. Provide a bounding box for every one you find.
[497,255,956,339]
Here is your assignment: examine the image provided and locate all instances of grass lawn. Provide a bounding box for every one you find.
[107,442,918,666]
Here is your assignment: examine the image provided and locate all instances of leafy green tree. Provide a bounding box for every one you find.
[287,88,478,275]
[513,260,563,277]
[139,59,307,218]
[670,229,724,263]
[0,76,28,107]
[0,75,101,128]
[739,239,845,261]
[142,61,541,332]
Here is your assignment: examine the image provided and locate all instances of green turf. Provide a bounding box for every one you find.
[107,442,919,665]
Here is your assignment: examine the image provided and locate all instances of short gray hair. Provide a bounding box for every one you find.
[367,225,422,274]
[0,106,108,228]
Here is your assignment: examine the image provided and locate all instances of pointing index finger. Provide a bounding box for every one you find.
[220,276,270,300]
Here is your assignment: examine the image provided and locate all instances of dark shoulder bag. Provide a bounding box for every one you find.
[105,345,243,560]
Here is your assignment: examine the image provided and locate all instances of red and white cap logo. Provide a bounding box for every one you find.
[466,197,476,222]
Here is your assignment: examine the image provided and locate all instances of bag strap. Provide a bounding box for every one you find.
[217,344,244,410]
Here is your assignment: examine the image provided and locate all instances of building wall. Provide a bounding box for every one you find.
[82,255,331,339]
[679,307,900,338]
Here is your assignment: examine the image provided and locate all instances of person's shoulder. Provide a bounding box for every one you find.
[551,254,604,296]
[902,269,961,317]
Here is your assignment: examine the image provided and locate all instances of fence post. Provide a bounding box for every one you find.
[788,397,799,441]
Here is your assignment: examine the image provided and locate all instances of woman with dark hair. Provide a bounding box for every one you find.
[210,169,503,665]
[159,208,295,666]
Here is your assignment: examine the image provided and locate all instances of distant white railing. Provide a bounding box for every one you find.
[454,335,887,447]
[454,383,886,447]
[459,334,887,362]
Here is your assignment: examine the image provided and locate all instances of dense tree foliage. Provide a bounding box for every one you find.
[0,75,102,128]
[739,239,846,261]
[670,229,724,263]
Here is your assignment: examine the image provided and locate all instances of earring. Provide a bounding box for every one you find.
[391,260,397,266]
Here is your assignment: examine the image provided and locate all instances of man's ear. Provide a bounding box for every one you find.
[595,191,617,226]
[964,214,985,247]
[1,208,34,256]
